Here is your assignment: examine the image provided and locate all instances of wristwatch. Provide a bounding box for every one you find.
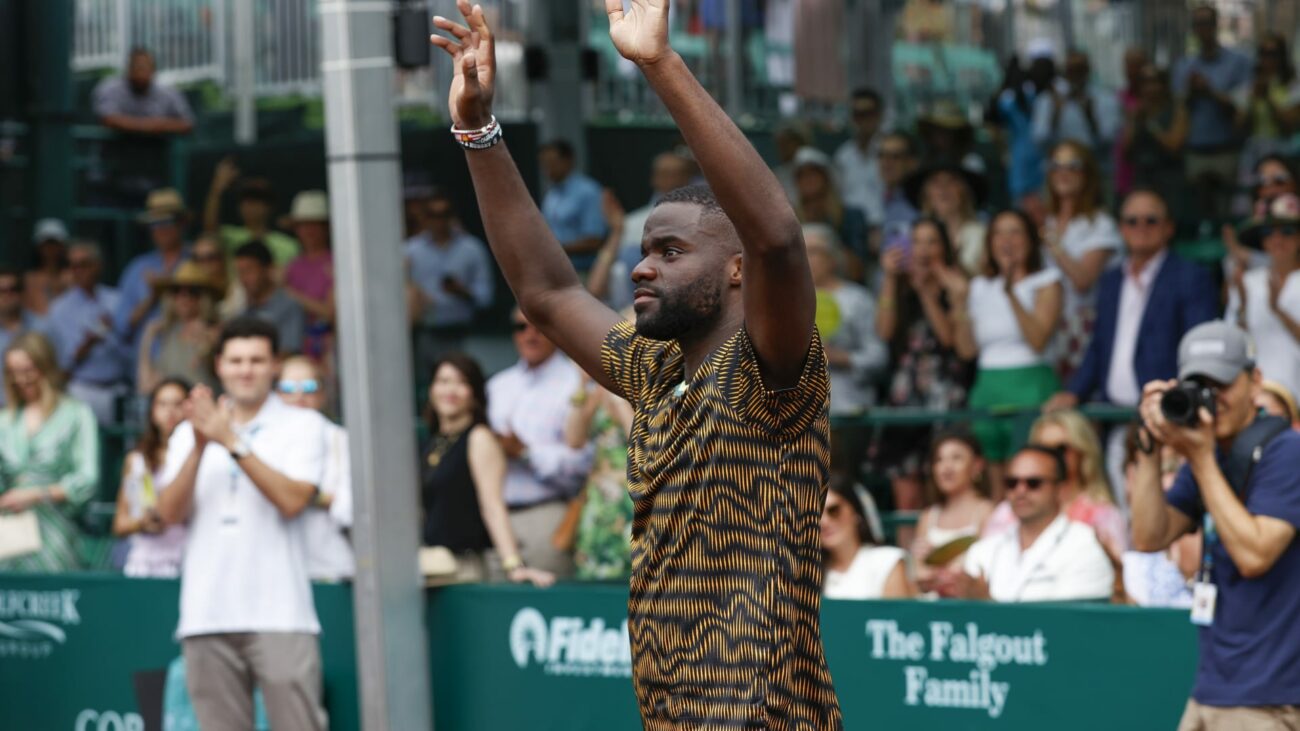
[501,555,524,572]
[228,436,252,461]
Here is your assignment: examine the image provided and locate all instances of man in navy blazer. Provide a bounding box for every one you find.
[1047,189,1219,410]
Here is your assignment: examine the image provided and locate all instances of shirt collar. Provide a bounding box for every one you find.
[1126,249,1168,288]
[1014,513,1069,555]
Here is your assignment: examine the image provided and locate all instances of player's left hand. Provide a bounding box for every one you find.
[606,0,671,67]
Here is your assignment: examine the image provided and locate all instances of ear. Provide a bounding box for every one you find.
[728,254,743,287]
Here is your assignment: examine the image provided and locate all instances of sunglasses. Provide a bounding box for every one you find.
[878,150,910,160]
[68,260,96,270]
[511,322,533,333]
[1261,225,1300,238]
[428,209,453,219]
[852,106,881,118]
[172,285,204,297]
[1122,215,1164,228]
[1050,160,1085,173]
[1260,174,1293,187]
[1003,476,1052,492]
[147,218,179,229]
[277,379,320,395]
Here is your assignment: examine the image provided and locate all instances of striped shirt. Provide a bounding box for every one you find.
[602,321,842,730]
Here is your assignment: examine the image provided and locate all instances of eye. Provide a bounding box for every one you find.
[662,247,683,259]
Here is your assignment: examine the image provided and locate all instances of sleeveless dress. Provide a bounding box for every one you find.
[420,429,491,553]
[122,452,188,578]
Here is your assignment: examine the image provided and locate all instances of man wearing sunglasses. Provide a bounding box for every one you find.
[1046,190,1217,500]
[934,445,1114,602]
[1133,321,1300,730]
[0,265,47,408]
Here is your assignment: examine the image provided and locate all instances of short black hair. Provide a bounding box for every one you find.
[851,88,883,106]
[237,178,275,204]
[234,240,274,268]
[654,184,735,237]
[541,139,575,160]
[1016,443,1068,482]
[0,264,20,282]
[128,47,154,65]
[215,316,279,358]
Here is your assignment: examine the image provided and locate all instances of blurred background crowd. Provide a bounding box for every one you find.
[4,0,1300,607]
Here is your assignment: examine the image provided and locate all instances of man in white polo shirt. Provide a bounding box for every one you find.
[935,445,1114,602]
[157,316,329,730]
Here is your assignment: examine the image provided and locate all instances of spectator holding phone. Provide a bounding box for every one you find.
[952,210,1063,492]
[404,190,495,385]
[874,217,973,520]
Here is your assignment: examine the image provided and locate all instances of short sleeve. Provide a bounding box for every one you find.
[159,422,197,487]
[91,79,121,117]
[280,413,328,486]
[1068,214,1121,257]
[164,87,194,122]
[600,320,662,405]
[963,538,993,578]
[1164,463,1204,523]
[727,328,830,437]
[1244,433,1300,528]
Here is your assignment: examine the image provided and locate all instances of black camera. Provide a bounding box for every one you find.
[1160,381,1217,426]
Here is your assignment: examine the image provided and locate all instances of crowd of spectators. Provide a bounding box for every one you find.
[6,6,1300,618]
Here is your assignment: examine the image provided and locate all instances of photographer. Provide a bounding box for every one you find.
[1133,321,1300,729]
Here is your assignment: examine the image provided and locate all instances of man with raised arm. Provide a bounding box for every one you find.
[431,2,842,728]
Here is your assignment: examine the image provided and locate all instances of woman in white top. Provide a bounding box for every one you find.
[913,429,993,589]
[112,378,190,578]
[1229,193,1300,401]
[821,477,915,600]
[949,209,1063,494]
[1042,141,1121,379]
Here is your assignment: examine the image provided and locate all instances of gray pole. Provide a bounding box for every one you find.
[319,1,433,729]
[724,0,743,117]
[231,0,257,144]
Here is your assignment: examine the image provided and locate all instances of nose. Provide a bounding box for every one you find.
[630,257,656,283]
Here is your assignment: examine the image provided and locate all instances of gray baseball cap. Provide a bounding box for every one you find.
[1178,321,1257,384]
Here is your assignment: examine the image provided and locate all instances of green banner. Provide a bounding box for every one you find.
[0,574,359,731]
[429,584,1198,730]
[1,574,1197,730]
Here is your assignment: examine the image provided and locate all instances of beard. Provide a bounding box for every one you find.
[635,276,724,342]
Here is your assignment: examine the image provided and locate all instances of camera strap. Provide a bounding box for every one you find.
[1192,415,1290,626]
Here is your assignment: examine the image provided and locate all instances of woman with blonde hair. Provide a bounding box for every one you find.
[983,409,1127,560]
[136,262,222,393]
[0,332,100,571]
[1042,140,1121,379]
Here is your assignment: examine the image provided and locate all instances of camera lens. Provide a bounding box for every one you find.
[1160,387,1196,426]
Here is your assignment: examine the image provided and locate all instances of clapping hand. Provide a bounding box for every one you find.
[187,385,235,451]
[932,567,991,600]
[605,0,671,67]
[431,1,497,130]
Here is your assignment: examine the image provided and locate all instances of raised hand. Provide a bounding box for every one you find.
[430,0,496,129]
[606,0,671,67]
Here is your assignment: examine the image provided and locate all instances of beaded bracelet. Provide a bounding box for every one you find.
[451,116,503,150]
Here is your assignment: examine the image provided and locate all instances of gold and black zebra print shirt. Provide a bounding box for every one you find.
[601,321,843,730]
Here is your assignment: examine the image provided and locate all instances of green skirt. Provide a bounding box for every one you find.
[968,364,1060,461]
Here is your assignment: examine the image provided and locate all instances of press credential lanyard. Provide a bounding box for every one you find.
[222,423,262,527]
[1191,514,1217,626]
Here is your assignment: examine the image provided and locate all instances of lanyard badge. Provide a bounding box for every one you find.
[1191,514,1217,626]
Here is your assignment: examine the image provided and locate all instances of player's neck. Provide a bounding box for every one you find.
[678,309,744,379]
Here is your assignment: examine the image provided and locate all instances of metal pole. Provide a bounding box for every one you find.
[319,1,433,729]
[724,0,743,117]
[231,0,257,144]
